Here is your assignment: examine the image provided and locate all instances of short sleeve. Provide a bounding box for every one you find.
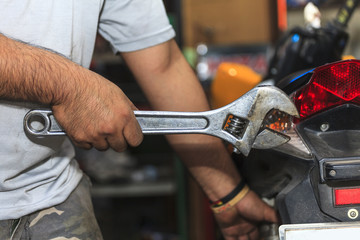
[98,0,176,53]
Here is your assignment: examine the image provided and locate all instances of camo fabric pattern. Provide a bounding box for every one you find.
[0,176,103,240]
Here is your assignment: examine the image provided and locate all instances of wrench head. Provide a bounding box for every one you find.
[246,85,299,119]
[224,85,298,156]
[252,128,290,149]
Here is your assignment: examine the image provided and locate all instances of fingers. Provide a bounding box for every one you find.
[70,131,108,151]
[105,134,127,152]
[104,107,143,152]
[234,190,279,224]
[238,232,251,240]
[72,126,142,152]
[103,91,143,151]
[243,229,259,240]
[263,202,280,223]
[123,115,143,146]
[72,140,93,150]
[223,227,259,240]
[90,114,143,152]
[65,108,143,152]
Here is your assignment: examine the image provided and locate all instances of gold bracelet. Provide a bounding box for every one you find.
[211,184,250,214]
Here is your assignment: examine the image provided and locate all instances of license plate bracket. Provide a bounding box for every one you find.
[279,222,360,240]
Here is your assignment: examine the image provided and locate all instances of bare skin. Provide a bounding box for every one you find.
[0,33,143,151]
[0,33,278,239]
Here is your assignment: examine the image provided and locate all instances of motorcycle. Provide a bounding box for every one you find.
[242,58,360,240]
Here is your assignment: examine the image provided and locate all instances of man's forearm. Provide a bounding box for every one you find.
[0,33,143,151]
[0,33,86,105]
[122,39,241,201]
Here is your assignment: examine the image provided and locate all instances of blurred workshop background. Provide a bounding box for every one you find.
[77,0,360,239]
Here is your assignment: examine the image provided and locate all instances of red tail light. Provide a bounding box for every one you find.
[334,188,360,206]
[294,60,360,120]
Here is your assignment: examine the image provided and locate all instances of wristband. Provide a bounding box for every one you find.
[210,181,250,214]
[210,180,246,207]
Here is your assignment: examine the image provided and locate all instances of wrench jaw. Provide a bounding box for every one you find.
[247,86,299,119]
[252,128,291,149]
[231,118,293,156]
[223,86,299,156]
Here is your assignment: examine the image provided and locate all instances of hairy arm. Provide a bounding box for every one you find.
[0,33,74,104]
[122,39,278,239]
[0,33,143,150]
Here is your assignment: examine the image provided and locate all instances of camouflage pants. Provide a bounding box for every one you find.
[0,176,103,240]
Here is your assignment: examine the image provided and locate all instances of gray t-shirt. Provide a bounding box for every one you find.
[0,0,175,220]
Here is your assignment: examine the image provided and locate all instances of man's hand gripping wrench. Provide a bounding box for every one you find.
[24,86,298,156]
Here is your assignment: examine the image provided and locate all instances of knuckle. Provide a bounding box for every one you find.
[73,140,92,150]
[71,132,88,145]
[92,139,110,152]
[107,136,128,153]
[114,143,128,152]
[94,145,109,152]
[82,144,92,150]
[119,109,134,123]
[100,124,116,135]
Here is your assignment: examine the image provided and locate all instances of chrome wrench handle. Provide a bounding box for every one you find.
[23,108,246,146]
[134,111,209,134]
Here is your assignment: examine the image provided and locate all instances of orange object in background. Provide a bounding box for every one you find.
[210,62,262,109]
[342,55,356,60]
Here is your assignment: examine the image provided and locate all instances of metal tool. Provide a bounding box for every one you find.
[23,86,298,156]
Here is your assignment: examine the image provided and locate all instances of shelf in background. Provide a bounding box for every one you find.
[91,180,177,198]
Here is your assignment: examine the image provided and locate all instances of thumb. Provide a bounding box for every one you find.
[262,201,280,223]
[237,190,279,223]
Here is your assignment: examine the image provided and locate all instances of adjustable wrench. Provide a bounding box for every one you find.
[23,86,298,156]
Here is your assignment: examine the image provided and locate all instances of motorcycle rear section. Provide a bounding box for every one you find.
[241,59,360,239]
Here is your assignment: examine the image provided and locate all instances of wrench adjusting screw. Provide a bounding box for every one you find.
[224,115,248,138]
